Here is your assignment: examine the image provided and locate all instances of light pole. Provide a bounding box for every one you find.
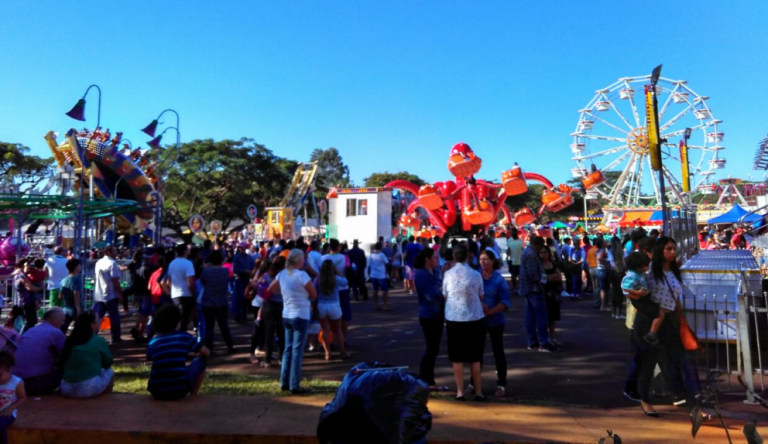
[646,65,667,232]
[65,85,101,204]
[679,128,692,206]
[141,110,181,246]
[107,139,137,245]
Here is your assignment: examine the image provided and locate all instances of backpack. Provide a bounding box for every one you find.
[149,269,164,299]
[255,275,271,301]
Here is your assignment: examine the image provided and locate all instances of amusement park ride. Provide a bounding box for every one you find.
[264,162,320,240]
[44,128,157,234]
[386,142,577,236]
[388,72,729,234]
[570,74,726,224]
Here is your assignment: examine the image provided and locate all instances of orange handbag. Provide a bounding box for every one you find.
[679,316,699,351]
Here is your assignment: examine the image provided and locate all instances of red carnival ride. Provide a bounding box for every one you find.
[386,142,578,235]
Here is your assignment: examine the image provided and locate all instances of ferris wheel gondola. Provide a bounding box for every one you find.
[572,75,725,208]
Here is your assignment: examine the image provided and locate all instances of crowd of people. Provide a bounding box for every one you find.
[0,221,740,437]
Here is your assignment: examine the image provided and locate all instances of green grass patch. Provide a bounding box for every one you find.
[114,364,341,397]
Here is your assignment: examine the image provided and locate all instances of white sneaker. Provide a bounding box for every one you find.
[463,384,474,397]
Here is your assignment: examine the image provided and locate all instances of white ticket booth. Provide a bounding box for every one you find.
[328,187,392,251]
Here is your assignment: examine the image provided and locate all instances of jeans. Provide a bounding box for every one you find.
[93,298,121,342]
[233,279,248,321]
[202,305,234,351]
[147,295,173,340]
[611,270,625,315]
[173,297,195,332]
[196,303,206,344]
[0,414,15,444]
[281,317,309,391]
[22,300,38,332]
[625,340,641,395]
[589,268,599,305]
[595,268,610,308]
[563,269,573,294]
[263,301,285,363]
[418,317,444,386]
[486,324,508,387]
[250,317,265,354]
[524,292,550,346]
[23,370,61,396]
[681,351,702,401]
[352,271,368,300]
[635,336,686,402]
[571,271,582,296]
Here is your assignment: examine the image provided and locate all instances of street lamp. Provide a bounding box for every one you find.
[65,85,101,128]
[141,109,181,246]
[65,85,102,263]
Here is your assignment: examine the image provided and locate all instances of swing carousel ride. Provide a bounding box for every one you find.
[386,142,576,236]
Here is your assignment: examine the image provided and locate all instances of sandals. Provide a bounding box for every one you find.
[641,402,659,417]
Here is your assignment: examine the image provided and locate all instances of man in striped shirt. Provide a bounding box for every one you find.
[146,304,210,400]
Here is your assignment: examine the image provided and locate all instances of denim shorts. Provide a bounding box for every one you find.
[139,296,154,316]
[371,278,388,292]
[317,302,342,321]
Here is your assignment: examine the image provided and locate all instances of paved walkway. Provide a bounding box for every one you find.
[109,282,760,412]
[12,393,765,444]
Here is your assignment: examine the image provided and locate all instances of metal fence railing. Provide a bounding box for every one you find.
[668,208,699,263]
[677,286,768,403]
[2,259,133,320]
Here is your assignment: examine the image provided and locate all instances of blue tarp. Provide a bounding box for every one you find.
[648,210,681,222]
[707,204,762,224]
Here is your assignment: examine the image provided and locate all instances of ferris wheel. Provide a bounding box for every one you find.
[571,75,725,207]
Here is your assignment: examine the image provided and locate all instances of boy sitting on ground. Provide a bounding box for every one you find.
[146,304,209,400]
[621,252,666,346]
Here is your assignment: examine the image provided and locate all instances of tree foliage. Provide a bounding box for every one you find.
[505,184,545,215]
[0,142,54,192]
[158,138,296,239]
[363,171,426,188]
[310,147,350,199]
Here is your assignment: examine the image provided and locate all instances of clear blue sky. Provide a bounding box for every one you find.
[2,1,766,189]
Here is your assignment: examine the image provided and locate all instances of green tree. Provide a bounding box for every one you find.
[310,147,351,200]
[363,171,426,188]
[0,142,54,192]
[156,138,296,239]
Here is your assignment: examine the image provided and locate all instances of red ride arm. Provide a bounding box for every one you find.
[406,199,449,234]
[524,172,554,189]
[476,179,502,189]
[385,180,420,196]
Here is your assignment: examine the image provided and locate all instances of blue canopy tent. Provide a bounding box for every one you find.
[707,204,762,225]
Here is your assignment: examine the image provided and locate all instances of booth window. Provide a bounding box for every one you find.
[346,199,357,216]
[358,199,368,216]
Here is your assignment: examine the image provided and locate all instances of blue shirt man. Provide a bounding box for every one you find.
[520,236,557,352]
